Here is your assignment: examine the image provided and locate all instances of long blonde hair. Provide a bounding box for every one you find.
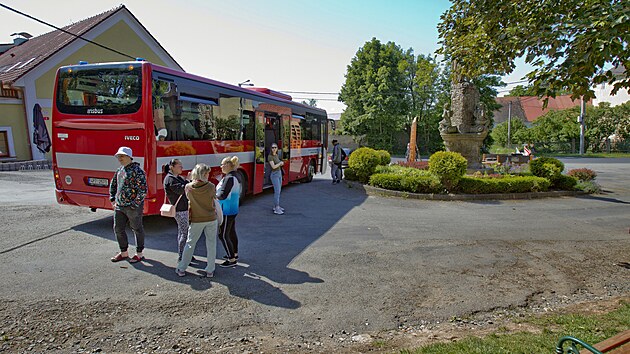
[221,156,239,172]
[190,163,211,181]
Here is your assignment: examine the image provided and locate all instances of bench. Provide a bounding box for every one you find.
[482,154,531,166]
[556,329,630,354]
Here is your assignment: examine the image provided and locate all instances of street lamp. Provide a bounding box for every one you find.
[238,79,254,87]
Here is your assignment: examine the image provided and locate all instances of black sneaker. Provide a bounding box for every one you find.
[219,260,237,268]
[222,255,239,260]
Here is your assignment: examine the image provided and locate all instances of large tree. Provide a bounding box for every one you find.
[339,38,410,150]
[437,0,629,102]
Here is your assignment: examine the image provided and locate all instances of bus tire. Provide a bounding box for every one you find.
[235,169,248,202]
[304,161,315,183]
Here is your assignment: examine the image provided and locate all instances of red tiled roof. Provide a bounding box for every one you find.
[518,96,583,122]
[0,5,181,84]
[494,95,587,124]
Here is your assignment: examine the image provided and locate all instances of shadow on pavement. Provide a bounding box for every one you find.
[72,175,367,309]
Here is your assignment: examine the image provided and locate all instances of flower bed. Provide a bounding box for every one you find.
[346,153,595,196]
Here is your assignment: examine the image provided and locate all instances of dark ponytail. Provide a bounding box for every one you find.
[163,158,181,175]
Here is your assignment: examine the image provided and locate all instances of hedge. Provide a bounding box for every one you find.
[369,173,442,194]
[457,176,551,194]
[551,174,578,190]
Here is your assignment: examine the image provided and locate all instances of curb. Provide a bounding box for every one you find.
[343,180,587,201]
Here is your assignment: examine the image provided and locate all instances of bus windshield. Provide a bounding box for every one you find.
[56,63,142,115]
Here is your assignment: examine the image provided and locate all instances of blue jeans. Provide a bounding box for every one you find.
[113,203,145,253]
[271,170,282,208]
[177,220,218,274]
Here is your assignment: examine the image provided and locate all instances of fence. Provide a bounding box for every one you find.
[530,138,630,154]
[0,160,52,171]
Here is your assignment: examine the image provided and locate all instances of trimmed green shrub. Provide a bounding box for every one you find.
[458,176,550,194]
[567,168,597,181]
[348,147,381,183]
[530,157,564,179]
[369,173,441,194]
[375,164,434,177]
[428,151,468,192]
[375,150,391,166]
[551,174,578,190]
[343,167,358,181]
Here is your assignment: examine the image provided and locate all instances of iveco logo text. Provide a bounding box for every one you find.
[86,108,103,114]
[125,136,140,141]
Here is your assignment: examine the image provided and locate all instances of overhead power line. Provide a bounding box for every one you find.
[0,3,136,60]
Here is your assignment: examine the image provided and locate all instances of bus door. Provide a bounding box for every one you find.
[320,118,329,174]
[253,112,281,193]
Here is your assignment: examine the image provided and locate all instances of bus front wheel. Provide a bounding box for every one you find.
[304,161,315,183]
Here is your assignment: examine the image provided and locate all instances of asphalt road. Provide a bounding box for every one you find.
[0,158,628,351]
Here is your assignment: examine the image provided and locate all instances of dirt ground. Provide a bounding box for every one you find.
[1,293,629,353]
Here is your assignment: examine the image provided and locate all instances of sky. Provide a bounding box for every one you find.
[0,0,531,115]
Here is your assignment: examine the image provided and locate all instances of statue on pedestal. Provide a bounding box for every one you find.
[439,81,489,170]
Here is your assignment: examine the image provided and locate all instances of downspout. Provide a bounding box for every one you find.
[18,87,34,160]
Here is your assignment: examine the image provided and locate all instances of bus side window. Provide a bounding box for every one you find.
[152,80,178,141]
[241,111,255,140]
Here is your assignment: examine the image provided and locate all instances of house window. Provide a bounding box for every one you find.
[0,127,15,158]
[0,131,9,157]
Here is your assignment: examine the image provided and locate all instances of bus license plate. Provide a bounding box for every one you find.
[87,177,109,187]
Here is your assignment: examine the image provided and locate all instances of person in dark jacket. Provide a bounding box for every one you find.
[109,147,147,263]
[217,156,242,268]
[163,159,189,262]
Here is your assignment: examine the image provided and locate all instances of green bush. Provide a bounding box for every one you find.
[343,167,358,181]
[375,150,391,166]
[369,173,441,194]
[348,147,381,183]
[458,176,550,194]
[375,164,434,178]
[551,174,578,190]
[530,157,564,179]
[567,168,597,181]
[428,151,468,192]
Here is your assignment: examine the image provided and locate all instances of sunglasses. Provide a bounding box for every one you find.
[271,146,278,149]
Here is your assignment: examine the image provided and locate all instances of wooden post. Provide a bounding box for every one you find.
[409,117,417,162]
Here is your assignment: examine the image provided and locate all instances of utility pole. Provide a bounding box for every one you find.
[507,100,512,150]
[579,97,586,155]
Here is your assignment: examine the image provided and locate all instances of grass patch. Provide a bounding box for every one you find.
[405,301,630,354]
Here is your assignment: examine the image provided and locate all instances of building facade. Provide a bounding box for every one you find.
[0,5,182,162]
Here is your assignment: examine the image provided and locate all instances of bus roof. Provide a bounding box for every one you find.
[58,60,327,117]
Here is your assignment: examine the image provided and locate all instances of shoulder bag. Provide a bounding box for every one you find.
[160,192,183,218]
[214,198,223,225]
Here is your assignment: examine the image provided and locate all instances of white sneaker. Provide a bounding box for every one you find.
[175,269,186,277]
[273,207,284,215]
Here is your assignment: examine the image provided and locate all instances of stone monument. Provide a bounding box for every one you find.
[439,81,488,170]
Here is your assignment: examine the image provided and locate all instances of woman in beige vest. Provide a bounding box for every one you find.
[175,164,218,278]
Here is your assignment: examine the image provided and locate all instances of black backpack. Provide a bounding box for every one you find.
[340,148,347,161]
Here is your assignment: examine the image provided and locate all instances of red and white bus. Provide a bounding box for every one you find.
[52,60,328,215]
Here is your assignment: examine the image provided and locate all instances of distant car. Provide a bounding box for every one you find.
[328,147,353,168]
